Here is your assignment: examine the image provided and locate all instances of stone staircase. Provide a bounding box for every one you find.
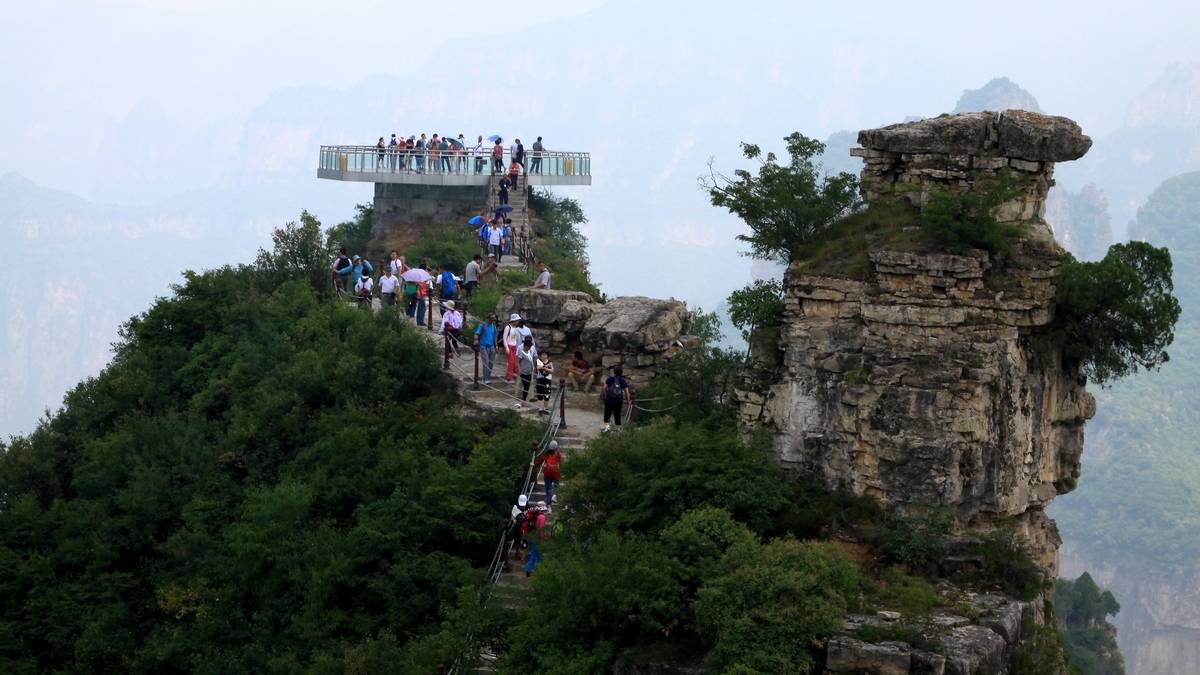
[487,172,533,272]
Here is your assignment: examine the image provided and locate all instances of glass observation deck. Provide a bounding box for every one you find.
[317,145,591,186]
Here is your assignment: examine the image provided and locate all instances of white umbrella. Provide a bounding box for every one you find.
[401,268,432,283]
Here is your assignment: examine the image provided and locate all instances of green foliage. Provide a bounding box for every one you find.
[1012,617,1073,675]
[1056,573,1126,675]
[977,528,1045,601]
[881,509,953,575]
[1050,242,1181,384]
[254,210,333,298]
[0,229,543,672]
[684,307,724,346]
[867,567,944,616]
[727,279,785,342]
[694,539,862,674]
[853,623,942,654]
[528,189,589,264]
[404,224,481,272]
[768,478,882,540]
[919,172,1025,254]
[324,203,373,257]
[705,132,862,263]
[563,420,791,537]
[501,532,686,675]
[659,507,758,588]
[636,346,745,426]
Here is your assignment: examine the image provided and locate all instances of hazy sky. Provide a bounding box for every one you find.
[4,0,1200,437]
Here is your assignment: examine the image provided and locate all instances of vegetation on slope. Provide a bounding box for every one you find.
[0,215,537,672]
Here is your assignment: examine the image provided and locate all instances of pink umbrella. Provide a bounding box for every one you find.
[401,268,432,283]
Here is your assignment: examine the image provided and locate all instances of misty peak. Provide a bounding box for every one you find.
[1126,61,1200,129]
[953,76,1042,114]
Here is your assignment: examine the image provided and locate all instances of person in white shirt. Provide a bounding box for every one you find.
[440,300,464,355]
[516,335,538,401]
[531,261,551,290]
[473,135,486,174]
[354,274,373,308]
[378,267,400,306]
[388,250,405,276]
[487,219,505,263]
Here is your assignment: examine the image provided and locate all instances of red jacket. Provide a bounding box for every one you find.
[534,451,562,480]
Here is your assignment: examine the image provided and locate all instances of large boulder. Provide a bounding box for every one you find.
[580,296,689,353]
[495,289,595,332]
[856,110,1091,162]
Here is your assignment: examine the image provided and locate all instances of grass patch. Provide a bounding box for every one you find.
[867,567,944,616]
[853,624,943,654]
[794,200,922,279]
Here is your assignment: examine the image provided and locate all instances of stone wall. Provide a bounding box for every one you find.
[496,289,692,384]
[369,182,487,255]
[735,111,1096,576]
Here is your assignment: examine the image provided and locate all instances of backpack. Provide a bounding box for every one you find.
[513,508,527,532]
[335,255,351,271]
[403,281,419,297]
[605,377,626,401]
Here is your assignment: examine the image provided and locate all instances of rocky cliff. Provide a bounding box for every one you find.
[736,111,1095,579]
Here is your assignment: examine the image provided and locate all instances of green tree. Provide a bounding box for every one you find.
[695,539,862,674]
[704,133,861,263]
[919,172,1024,254]
[325,203,373,257]
[1052,241,1181,384]
[727,279,785,342]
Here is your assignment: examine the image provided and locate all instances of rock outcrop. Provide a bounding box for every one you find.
[496,290,692,382]
[737,111,1096,577]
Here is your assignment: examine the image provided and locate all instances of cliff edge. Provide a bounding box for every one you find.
[736,111,1096,576]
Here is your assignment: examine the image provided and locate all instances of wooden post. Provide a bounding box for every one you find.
[559,379,567,428]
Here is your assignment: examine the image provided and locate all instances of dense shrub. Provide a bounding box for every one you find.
[562,420,791,536]
[1051,241,1180,384]
[880,509,953,575]
[919,172,1025,254]
[1056,573,1126,674]
[695,539,862,674]
[727,278,785,342]
[0,222,541,673]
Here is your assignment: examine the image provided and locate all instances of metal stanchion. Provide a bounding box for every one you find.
[559,379,567,428]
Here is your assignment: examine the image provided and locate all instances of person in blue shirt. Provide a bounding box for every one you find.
[475,314,500,384]
[336,255,373,292]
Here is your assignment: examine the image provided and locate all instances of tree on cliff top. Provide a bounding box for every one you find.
[703,133,861,263]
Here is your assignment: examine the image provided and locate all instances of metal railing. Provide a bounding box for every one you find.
[318,144,590,178]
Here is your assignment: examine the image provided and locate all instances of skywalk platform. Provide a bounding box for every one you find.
[317,145,591,187]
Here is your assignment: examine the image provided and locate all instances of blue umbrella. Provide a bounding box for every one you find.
[468,215,485,226]
[487,135,502,142]
[446,136,465,149]
[495,204,514,214]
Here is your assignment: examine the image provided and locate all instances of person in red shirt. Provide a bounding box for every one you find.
[524,501,549,576]
[531,440,563,506]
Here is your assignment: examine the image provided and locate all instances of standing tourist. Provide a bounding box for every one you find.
[487,218,505,263]
[376,137,386,168]
[492,139,504,173]
[332,247,351,294]
[602,366,632,432]
[475,314,499,384]
[535,355,554,415]
[440,300,463,355]
[437,264,458,303]
[388,250,405,276]
[503,314,522,383]
[530,136,544,173]
[517,335,538,401]
[474,135,486,174]
[498,176,510,206]
[531,261,551,289]
[378,266,399,308]
[514,138,525,172]
[337,255,373,293]
[440,136,452,173]
[464,254,482,298]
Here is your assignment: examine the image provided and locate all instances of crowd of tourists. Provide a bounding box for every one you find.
[372,134,548,175]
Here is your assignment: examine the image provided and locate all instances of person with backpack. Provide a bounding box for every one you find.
[475,314,500,384]
[502,219,513,257]
[332,247,351,294]
[509,494,530,562]
[602,366,632,432]
[502,313,522,383]
[524,501,549,576]
[354,273,373,309]
[531,440,563,506]
[437,264,458,302]
[336,255,373,294]
[535,355,554,415]
[498,176,510,206]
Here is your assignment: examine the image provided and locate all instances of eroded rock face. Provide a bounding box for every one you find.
[495,291,691,383]
[737,113,1096,575]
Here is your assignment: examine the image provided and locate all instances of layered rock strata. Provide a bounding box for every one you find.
[496,290,692,382]
[736,111,1095,576]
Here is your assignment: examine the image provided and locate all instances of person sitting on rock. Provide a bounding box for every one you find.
[531,261,551,290]
[567,351,600,392]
